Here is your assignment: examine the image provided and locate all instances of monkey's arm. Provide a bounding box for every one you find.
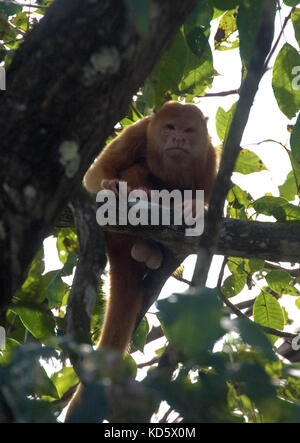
[84,117,150,192]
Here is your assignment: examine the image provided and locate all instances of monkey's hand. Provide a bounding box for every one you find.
[174,199,204,225]
[128,186,152,202]
[101,179,151,199]
[100,178,122,196]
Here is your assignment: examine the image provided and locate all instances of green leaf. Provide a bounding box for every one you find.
[46,270,68,309]
[290,113,300,189]
[235,148,267,174]
[227,184,253,207]
[143,30,186,108]
[247,259,265,273]
[157,288,225,358]
[51,367,78,398]
[292,8,300,47]
[253,291,284,332]
[283,0,299,6]
[56,228,78,264]
[132,316,149,352]
[216,103,237,142]
[227,257,265,275]
[0,338,20,365]
[13,306,56,342]
[180,27,214,96]
[234,363,277,404]
[227,257,246,274]
[253,195,287,214]
[253,196,295,221]
[265,270,292,295]
[186,0,213,28]
[16,248,62,305]
[279,171,298,201]
[237,318,276,361]
[143,26,214,108]
[281,202,300,221]
[215,10,239,51]
[222,274,247,298]
[0,3,22,17]
[124,353,138,379]
[11,11,28,32]
[272,43,300,119]
[36,366,59,399]
[295,297,300,310]
[285,284,300,297]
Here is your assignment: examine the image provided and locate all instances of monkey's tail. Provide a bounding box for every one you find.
[98,247,144,353]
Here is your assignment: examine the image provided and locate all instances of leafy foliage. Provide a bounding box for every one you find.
[1,0,300,424]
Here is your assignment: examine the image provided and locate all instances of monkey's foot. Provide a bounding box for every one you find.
[131,241,163,270]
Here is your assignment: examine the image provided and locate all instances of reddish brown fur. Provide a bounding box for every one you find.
[65,101,217,421]
[83,101,216,352]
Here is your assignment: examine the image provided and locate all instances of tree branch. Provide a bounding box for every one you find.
[66,186,107,376]
[97,208,300,263]
[55,202,300,263]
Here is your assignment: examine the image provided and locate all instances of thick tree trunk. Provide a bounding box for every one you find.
[0,0,198,308]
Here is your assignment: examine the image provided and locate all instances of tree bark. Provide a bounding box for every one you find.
[57,202,300,263]
[0,0,198,309]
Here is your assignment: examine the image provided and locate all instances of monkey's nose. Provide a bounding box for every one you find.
[172,136,185,145]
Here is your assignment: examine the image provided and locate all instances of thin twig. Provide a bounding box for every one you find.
[263,5,295,72]
[217,256,228,289]
[197,89,239,98]
[243,139,289,153]
[234,299,256,310]
[171,273,192,286]
[137,356,160,369]
[159,406,173,423]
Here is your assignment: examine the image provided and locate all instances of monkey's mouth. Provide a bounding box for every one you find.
[166,147,187,154]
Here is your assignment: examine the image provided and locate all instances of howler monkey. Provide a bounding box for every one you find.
[65,101,217,420]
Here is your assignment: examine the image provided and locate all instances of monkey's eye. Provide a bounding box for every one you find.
[165,124,176,130]
[185,127,195,133]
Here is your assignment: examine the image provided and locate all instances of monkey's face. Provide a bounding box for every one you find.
[148,102,209,167]
[146,101,211,188]
[159,121,200,163]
